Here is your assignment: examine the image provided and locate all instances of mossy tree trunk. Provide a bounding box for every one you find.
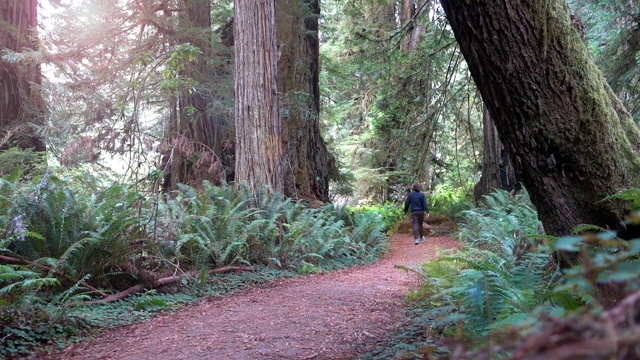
[276,0,337,202]
[0,0,45,151]
[441,0,640,236]
[234,0,283,194]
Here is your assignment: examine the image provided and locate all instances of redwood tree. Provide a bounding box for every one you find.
[162,0,233,191]
[474,106,520,202]
[441,0,640,236]
[0,0,45,151]
[277,0,336,201]
[234,0,283,193]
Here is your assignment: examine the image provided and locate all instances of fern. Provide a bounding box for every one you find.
[412,189,554,341]
[0,277,59,296]
[601,188,640,210]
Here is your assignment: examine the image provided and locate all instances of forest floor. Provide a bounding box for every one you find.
[42,234,459,360]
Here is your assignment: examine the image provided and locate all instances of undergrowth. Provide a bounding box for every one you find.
[0,171,388,358]
[429,182,475,219]
[350,202,405,233]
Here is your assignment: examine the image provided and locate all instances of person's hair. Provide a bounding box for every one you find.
[412,182,421,192]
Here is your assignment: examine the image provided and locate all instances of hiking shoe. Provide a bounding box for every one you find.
[421,236,427,242]
[415,238,420,245]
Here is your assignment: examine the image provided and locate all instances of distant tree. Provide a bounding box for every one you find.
[234,0,283,193]
[42,0,235,183]
[0,0,45,151]
[276,0,337,202]
[568,0,640,122]
[162,0,234,191]
[441,0,640,236]
[321,0,482,201]
[43,0,177,173]
[474,106,520,202]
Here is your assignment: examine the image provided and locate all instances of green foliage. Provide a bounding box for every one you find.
[458,190,544,254]
[549,207,640,308]
[158,182,388,271]
[352,202,405,233]
[601,188,640,210]
[133,297,169,311]
[429,182,475,219]
[299,261,322,275]
[2,171,144,283]
[160,43,202,92]
[162,182,256,268]
[321,0,483,202]
[0,147,45,178]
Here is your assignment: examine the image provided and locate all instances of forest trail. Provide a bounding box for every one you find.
[48,234,459,360]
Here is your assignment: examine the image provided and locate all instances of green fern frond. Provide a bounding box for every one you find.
[0,277,59,295]
[600,188,640,210]
[572,223,609,234]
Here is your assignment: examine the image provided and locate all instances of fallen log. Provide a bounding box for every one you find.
[81,265,255,305]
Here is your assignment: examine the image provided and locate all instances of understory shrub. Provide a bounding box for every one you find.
[157,182,387,270]
[429,182,475,219]
[350,202,405,233]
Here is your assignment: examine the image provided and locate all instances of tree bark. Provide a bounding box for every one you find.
[276,0,337,202]
[475,105,520,202]
[234,0,283,194]
[0,0,45,151]
[404,0,428,52]
[440,0,640,236]
[161,0,232,191]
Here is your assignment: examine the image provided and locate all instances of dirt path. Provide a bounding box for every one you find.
[49,234,458,360]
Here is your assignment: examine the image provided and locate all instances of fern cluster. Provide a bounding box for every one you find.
[1,170,144,283]
[156,181,387,271]
[412,190,557,343]
[429,182,475,219]
[1,175,388,296]
[549,189,640,309]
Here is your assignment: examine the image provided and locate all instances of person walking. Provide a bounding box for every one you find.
[403,182,430,245]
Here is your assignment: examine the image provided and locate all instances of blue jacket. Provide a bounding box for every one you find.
[404,191,429,214]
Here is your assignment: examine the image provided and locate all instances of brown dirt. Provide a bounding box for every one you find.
[45,234,459,360]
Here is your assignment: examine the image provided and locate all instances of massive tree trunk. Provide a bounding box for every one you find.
[441,0,640,236]
[0,0,45,151]
[234,0,283,194]
[474,105,520,202]
[276,0,336,202]
[161,0,232,191]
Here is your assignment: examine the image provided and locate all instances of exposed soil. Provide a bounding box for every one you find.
[45,234,459,360]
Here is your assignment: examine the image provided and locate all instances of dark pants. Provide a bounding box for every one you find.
[411,211,425,239]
